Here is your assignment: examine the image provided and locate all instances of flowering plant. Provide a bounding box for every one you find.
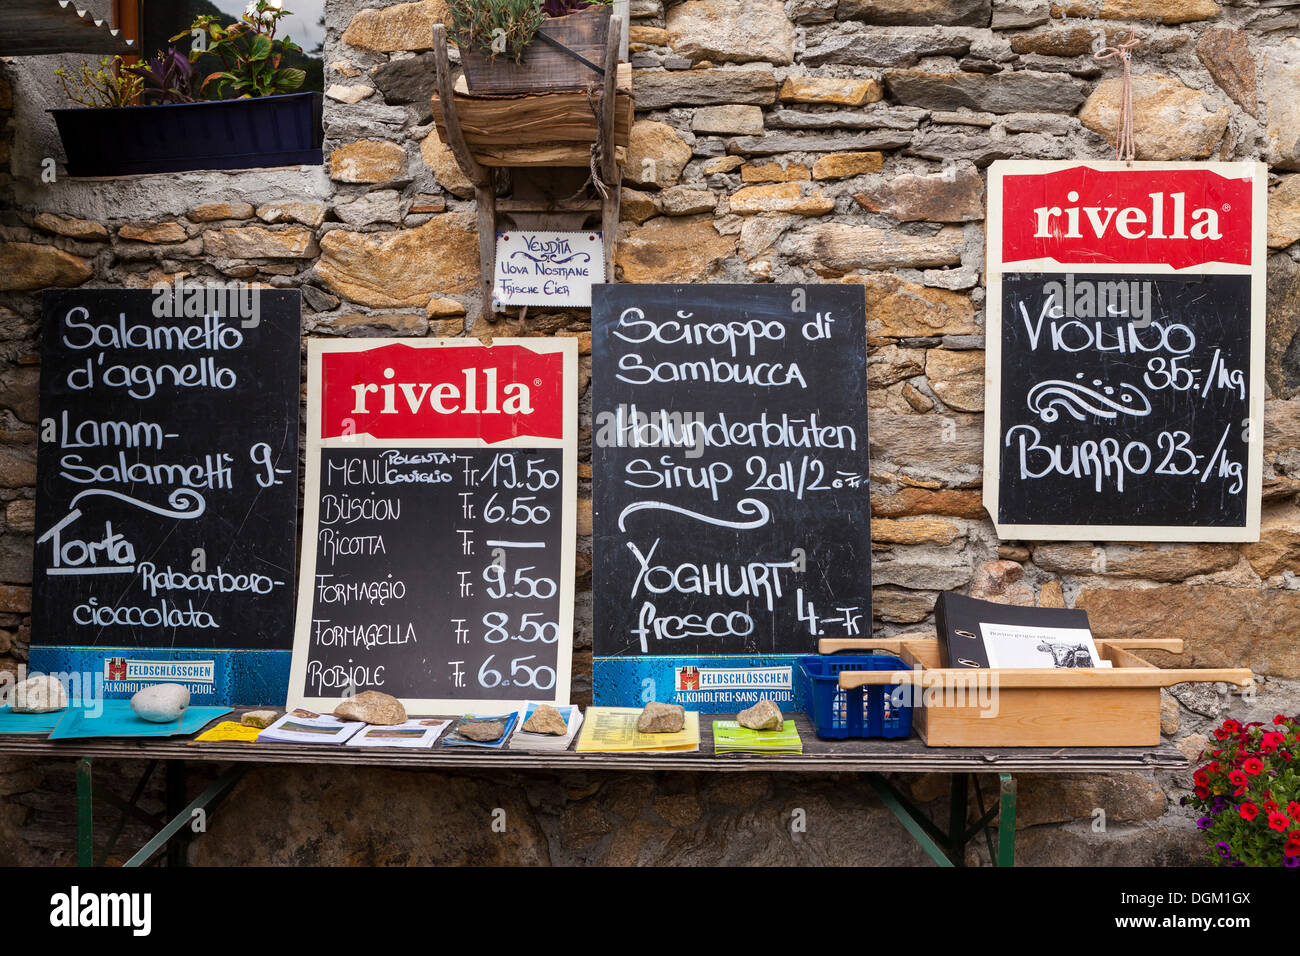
[178,0,305,99]
[54,56,144,108]
[1185,714,1300,867]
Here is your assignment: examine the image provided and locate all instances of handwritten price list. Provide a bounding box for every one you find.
[301,446,565,701]
[30,289,300,703]
[592,284,871,701]
[996,272,1253,528]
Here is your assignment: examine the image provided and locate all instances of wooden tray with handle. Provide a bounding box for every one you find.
[817,635,1253,748]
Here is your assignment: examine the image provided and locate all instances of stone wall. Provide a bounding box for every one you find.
[1,0,1299,865]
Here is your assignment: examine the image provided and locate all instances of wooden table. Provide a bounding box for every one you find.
[1,711,1187,868]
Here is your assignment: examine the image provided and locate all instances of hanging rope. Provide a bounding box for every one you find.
[1094,29,1142,162]
[585,81,611,202]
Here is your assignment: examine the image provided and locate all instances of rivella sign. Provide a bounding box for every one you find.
[984,161,1266,542]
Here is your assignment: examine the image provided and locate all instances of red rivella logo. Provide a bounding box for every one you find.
[1001,166,1253,269]
[321,343,564,443]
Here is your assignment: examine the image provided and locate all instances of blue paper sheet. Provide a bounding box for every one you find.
[48,701,231,740]
[0,707,64,735]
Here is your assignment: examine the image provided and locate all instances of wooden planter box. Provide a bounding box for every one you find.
[827,636,1252,748]
[431,63,632,167]
[459,6,611,95]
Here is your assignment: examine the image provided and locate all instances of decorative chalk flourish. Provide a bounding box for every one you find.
[68,487,207,520]
[1027,376,1152,422]
[617,497,771,532]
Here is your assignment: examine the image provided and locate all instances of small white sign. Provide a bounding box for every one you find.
[494,230,604,308]
[978,623,1102,670]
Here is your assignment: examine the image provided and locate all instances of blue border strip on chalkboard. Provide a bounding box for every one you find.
[593,654,809,714]
[27,647,291,707]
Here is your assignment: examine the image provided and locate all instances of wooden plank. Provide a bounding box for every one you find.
[431,25,489,189]
[840,666,1252,690]
[454,62,632,95]
[597,16,621,186]
[432,90,632,148]
[916,688,1164,748]
[820,637,908,654]
[1101,638,1185,652]
[0,711,1187,773]
[496,198,603,213]
[476,144,626,168]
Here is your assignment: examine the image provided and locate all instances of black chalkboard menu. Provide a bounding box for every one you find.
[29,288,300,705]
[288,339,577,715]
[985,160,1266,541]
[592,284,870,713]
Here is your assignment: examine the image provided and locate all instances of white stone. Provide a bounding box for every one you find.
[130,683,190,723]
[326,84,374,104]
[11,675,67,713]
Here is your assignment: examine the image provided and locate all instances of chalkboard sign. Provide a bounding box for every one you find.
[30,288,300,705]
[592,284,870,713]
[288,339,577,715]
[985,161,1266,542]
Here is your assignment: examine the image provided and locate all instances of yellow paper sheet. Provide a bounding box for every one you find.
[575,707,699,752]
[192,721,262,743]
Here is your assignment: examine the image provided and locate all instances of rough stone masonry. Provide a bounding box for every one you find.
[1,0,1299,865]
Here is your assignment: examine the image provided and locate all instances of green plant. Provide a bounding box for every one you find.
[123,48,199,105]
[54,56,144,108]
[179,0,306,99]
[1185,714,1300,866]
[448,0,548,62]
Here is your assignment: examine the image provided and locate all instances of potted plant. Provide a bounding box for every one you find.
[49,1,322,177]
[1185,714,1300,866]
[449,0,613,95]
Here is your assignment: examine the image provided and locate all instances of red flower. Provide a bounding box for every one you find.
[1194,770,1209,787]
[1287,842,1300,858]
[1265,801,1279,814]
[1229,770,1249,787]
[1243,757,1264,776]
[1270,813,1291,832]
[1224,720,1241,733]
[1288,801,1300,822]
[1240,803,1259,821]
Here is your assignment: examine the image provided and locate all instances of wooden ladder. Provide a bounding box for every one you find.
[431,20,624,317]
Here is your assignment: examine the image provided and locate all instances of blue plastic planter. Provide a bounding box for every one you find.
[49,91,323,177]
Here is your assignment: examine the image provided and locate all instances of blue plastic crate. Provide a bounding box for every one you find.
[798,654,913,740]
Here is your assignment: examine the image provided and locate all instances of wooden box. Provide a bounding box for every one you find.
[824,637,1253,748]
[431,63,632,168]
[459,6,611,95]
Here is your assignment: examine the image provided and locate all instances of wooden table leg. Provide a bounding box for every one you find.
[998,772,1017,867]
